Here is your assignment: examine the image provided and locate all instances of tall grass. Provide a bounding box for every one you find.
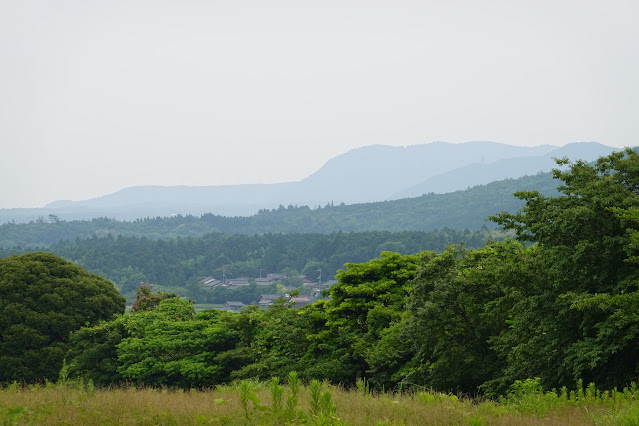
[2,377,639,425]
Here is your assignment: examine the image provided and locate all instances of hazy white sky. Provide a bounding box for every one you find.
[1,0,638,208]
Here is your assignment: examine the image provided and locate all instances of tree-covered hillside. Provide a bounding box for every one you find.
[0,172,556,249]
[0,228,500,303]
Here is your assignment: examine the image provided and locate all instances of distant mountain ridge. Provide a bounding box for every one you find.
[0,141,618,224]
[391,142,615,198]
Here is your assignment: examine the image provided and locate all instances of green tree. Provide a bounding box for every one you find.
[65,314,129,386]
[116,298,237,387]
[229,298,310,381]
[118,265,148,297]
[302,251,424,386]
[490,148,639,390]
[0,252,125,383]
[130,283,178,312]
[282,267,304,291]
[400,241,532,395]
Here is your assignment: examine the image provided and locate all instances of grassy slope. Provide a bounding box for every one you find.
[2,381,638,425]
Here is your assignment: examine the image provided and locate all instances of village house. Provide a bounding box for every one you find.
[254,273,286,286]
[199,276,223,288]
[224,301,244,312]
[289,296,311,307]
[224,277,250,290]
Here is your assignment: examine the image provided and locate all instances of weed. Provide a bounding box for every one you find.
[309,379,341,425]
[270,377,284,413]
[356,378,370,396]
[466,415,486,426]
[286,371,300,417]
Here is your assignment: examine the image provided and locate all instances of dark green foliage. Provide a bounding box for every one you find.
[403,241,532,394]
[0,252,125,383]
[205,282,279,305]
[65,315,129,385]
[490,148,639,390]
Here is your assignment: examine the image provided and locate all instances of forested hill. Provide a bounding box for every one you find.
[0,172,558,248]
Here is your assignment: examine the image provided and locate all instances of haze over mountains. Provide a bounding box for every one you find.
[0,141,618,224]
[391,141,616,198]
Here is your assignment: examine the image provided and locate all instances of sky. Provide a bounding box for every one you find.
[1,0,638,209]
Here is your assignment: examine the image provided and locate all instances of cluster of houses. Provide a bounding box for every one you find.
[199,273,338,312]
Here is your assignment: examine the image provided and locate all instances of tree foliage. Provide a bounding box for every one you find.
[0,252,125,383]
[489,148,639,390]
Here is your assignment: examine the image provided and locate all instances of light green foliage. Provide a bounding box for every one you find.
[66,295,241,388]
[0,252,125,383]
[308,380,341,425]
[356,378,370,396]
[116,298,237,387]
[286,371,301,415]
[270,377,284,412]
[235,373,338,425]
[5,378,639,425]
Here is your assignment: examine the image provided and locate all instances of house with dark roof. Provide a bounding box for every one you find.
[200,277,223,288]
[224,301,245,312]
[255,273,287,286]
[225,277,250,290]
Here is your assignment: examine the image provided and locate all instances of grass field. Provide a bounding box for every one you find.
[2,378,639,425]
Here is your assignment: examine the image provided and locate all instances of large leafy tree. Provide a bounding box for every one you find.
[0,252,125,383]
[228,298,310,381]
[68,297,240,388]
[302,251,425,385]
[392,241,536,395]
[490,148,639,389]
[116,298,238,387]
